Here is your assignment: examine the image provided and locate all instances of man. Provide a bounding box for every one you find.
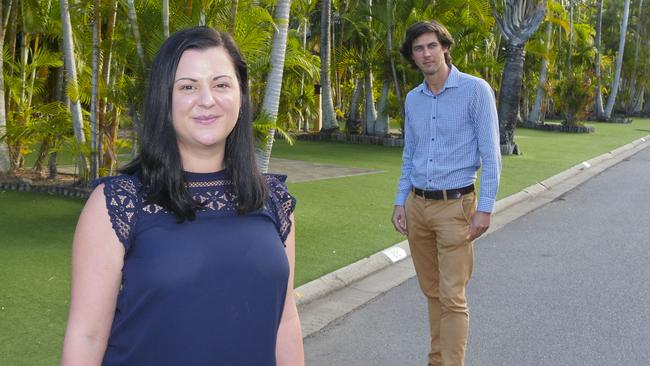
[391,21,501,366]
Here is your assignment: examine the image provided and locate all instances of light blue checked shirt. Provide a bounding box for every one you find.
[395,65,501,213]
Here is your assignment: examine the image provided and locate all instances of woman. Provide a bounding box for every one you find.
[61,27,304,365]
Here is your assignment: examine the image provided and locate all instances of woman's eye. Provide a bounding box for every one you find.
[215,83,230,89]
[179,85,194,91]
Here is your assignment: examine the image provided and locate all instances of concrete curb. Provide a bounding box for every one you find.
[295,241,410,306]
[296,134,650,310]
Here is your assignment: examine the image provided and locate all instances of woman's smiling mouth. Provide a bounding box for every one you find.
[193,115,219,124]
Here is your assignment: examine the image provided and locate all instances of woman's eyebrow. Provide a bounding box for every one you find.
[174,75,233,83]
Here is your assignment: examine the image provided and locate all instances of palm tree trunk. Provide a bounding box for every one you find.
[254,0,293,173]
[299,18,309,131]
[386,3,404,122]
[0,1,9,174]
[103,64,125,172]
[90,0,100,180]
[127,0,146,72]
[1,0,11,41]
[60,0,88,180]
[48,63,66,180]
[375,78,390,136]
[98,0,118,169]
[163,0,170,38]
[529,21,552,126]
[497,43,525,154]
[363,73,377,135]
[320,0,338,131]
[566,0,573,73]
[229,0,238,34]
[604,0,631,119]
[626,0,644,113]
[493,0,545,155]
[594,0,605,118]
[346,79,362,133]
[26,35,41,109]
[319,0,338,131]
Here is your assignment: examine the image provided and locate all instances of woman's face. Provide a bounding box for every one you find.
[171,46,241,156]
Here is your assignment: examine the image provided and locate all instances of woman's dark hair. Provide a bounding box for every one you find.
[400,20,454,69]
[121,26,267,221]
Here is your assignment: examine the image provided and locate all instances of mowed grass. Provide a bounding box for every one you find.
[1,118,649,364]
[0,191,83,366]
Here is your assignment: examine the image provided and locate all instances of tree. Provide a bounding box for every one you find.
[0,1,10,174]
[255,0,293,173]
[319,0,338,131]
[623,0,644,114]
[163,0,170,38]
[594,0,605,118]
[493,0,546,155]
[528,20,552,126]
[603,0,631,119]
[60,0,88,179]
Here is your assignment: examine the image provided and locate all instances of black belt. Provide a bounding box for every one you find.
[413,184,474,200]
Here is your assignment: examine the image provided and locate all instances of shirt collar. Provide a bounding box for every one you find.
[417,65,460,96]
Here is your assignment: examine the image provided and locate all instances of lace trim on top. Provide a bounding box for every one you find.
[264,174,296,243]
[97,172,296,249]
[93,175,142,249]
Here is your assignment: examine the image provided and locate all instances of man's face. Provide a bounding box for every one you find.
[411,32,448,76]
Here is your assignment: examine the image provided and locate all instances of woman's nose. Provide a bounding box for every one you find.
[198,87,216,107]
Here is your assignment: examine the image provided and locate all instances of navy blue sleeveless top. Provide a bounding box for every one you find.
[96,170,295,366]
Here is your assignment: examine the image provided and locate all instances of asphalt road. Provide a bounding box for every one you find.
[304,147,650,365]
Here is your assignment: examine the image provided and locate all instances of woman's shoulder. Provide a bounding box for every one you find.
[261,173,295,243]
[263,173,288,189]
[91,174,144,249]
[263,173,295,207]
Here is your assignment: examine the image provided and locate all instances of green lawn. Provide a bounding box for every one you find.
[1,118,650,364]
[0,191,81,366]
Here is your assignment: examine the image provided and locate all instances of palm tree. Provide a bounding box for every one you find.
[593,0,605,118]
[163,0,170,38]
[624,0,644,114]
[229,0,238,34]
[362,0,377,135]
[528,20,552,127]
[126,0,145,72]
[320,0,338,131]
[603,0,631,119]
[384,0,404,123]
[493,0,546,155]
[0,1,9,174]
[60,0,88,179]
[255,0,293,173]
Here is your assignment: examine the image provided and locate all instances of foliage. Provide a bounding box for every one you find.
[2,0,650,178]
[550,72,594,126]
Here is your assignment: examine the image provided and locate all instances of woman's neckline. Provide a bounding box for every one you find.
[183,169,228,182]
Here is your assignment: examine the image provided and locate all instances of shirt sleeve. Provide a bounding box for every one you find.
[395,101,415,206]
[264,174,296,243]
[471,79,501,213]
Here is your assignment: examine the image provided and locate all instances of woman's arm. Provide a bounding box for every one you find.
[60,185,125,366]
[276,213,305,366]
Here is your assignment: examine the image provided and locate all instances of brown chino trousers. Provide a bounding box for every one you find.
[405,190,476,366]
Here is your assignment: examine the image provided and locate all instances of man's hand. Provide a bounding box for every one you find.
[469,211,491,241]
[391,205,408,235]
